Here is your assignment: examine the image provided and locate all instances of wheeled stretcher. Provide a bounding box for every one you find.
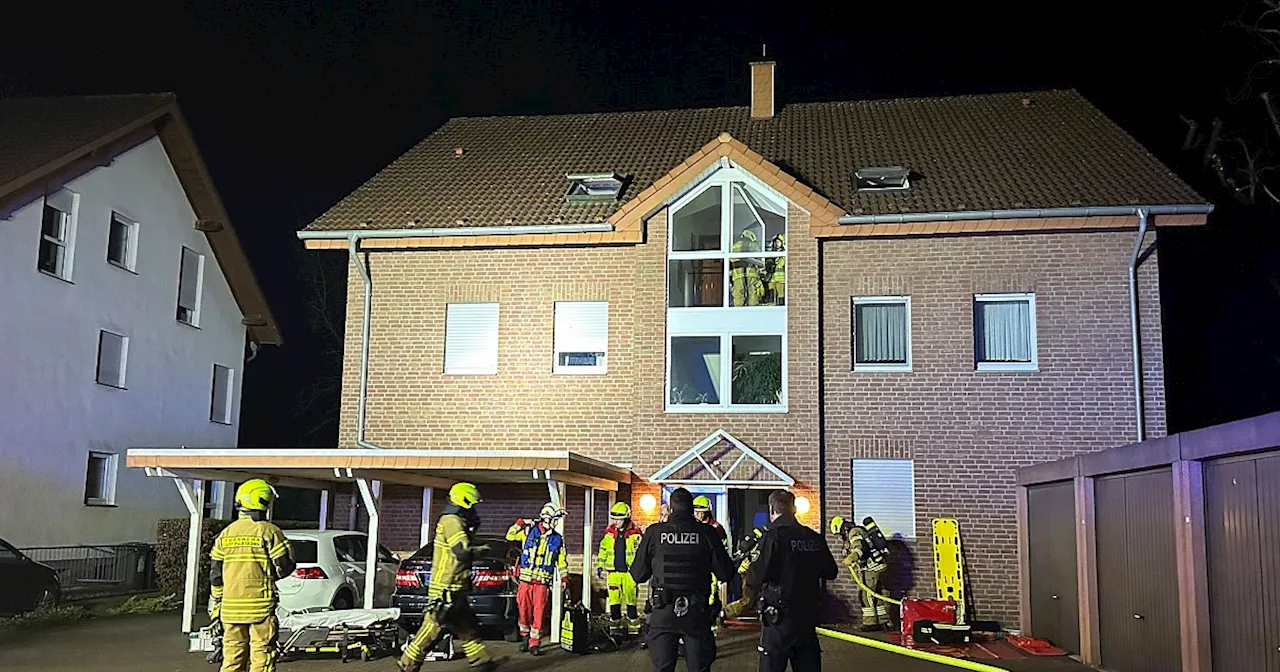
[195,607,402,664]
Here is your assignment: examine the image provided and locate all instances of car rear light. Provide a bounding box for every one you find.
[292,567,328,580]
[472,569,510,589]
[396,569,422,588]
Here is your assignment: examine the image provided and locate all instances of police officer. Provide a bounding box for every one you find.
[630,487,733,672]
[748,490,838,672]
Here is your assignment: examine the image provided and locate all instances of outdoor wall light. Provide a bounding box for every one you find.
[794,496,811,514]
[639,493,658,512]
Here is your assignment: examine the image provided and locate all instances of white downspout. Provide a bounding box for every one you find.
[1128,208,1150,443]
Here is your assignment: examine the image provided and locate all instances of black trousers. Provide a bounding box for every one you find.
[646,601,716,672]
[758,622,822,672]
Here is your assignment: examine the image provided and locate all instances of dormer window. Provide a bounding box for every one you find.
[855,166,911,191]
[565,173,624,202]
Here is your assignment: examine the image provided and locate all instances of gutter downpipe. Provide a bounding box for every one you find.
[836,203,1215,444]
[1128,209,1150,443]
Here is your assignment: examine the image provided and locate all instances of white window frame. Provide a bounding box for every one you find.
[177,246,205,327]
[38,189,78,281]
[665,167,788,413]
[95,330,129,389]
[85,452,120,507]
[974,292,1038,372]
[553,301,609,375]
[107,211,139,272]
[444,302,500,375]
[851,458,916,539]
[211,364,234,424]
[852,295,912,372]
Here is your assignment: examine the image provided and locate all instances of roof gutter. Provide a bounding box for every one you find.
[836,204,1213,225]
[297,222,614,240]
[302,222,616,452]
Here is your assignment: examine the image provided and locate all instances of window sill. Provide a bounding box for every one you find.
[444,370,498,376]
[853,363,912,373]
[553,368,608,375]
[38,268,74,284]
[108,260,138,275]
[210,418,233,426]
[975,362,1039,373]
[665,404,789,414]
[95,381,127,390]
[84,500,118,508]
[176,318,201,330]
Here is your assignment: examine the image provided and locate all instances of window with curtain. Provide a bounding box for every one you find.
[974,293,1037,371]
[853,296,911,371]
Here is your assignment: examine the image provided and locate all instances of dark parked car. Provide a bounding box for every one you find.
[0,537,60,616]
[393,535,519,633]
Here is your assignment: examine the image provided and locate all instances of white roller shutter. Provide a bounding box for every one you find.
[851,459,916,539]
[444,303,500,374]
[554,301,608,373]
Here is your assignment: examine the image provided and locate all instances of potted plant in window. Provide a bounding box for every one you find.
[731,353,783,405]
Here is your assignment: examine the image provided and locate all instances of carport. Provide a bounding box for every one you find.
[126,447,633,641]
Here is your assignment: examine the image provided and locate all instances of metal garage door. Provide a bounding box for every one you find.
[1095,468,1180,672]
[1206,452,1280,672]
[1027,480,1079,653]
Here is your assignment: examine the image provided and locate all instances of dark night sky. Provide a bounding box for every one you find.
[3,1,1273,444]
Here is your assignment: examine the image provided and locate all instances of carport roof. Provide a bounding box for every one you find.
[127,447,632,492]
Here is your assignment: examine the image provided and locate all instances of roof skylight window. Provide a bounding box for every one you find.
[855,166,911,191]
[565,173,624,202]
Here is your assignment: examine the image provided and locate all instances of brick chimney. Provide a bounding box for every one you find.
[749,58,776,119]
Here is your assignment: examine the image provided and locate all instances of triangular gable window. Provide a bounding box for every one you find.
[649,429,794,487]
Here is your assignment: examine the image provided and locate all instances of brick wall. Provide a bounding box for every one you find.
[821,229,1165,627]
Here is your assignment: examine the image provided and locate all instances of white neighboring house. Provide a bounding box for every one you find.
[0,94,281,548]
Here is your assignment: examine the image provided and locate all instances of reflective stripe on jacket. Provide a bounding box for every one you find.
[506,522,566,585]
[597,522,643,572]
[209,515,292,624]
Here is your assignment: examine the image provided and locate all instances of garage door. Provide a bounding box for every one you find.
[1026,480,1079,653]
[1095,469,1180,672]
[1205,452,1280,672]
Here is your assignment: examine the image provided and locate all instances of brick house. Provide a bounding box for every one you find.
[292,61,1210,627]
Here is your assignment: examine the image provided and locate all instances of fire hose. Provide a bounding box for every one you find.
[845,564,902,606]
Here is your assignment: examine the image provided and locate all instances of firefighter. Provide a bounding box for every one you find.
[630,487,734,672]
[830,516,891,631]
[399,483,503,672]
[729,229,765,306]
[765,234,785,305]
[722,527,766,619]
[692,496,728,626]
[597,502,644,638]
[749,491,838,672]
[505,503,568,656]
[208,479,295,672]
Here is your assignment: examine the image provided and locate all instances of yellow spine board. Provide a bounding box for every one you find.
[932,518,965,623]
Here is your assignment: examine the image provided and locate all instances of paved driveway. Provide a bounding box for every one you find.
[0,614,1087,671]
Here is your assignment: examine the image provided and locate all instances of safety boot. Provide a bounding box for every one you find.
[529,644,542,656]
[518,640,529,653]
[397,659,422,672]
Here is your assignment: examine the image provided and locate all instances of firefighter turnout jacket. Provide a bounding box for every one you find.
[630,511,733,599]
[429,506,480,598]
[209,513,295,624]
[506,521,567,584]
[598,521,643,572]
[747,514,838,630]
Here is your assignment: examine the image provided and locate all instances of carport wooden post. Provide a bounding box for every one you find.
[547,478,567,644]
[356,478,382,609]
[1074,475,1101,666]
[420,487,433,549]
[174,479,204,634]
[318,490,329,530]
[583,487,594,610]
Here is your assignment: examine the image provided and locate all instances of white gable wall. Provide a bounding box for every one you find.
[0,135,246,547]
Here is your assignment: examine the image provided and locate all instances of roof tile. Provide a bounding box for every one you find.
[305,90,1206,232]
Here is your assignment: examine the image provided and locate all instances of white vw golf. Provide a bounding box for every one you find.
[276,530,400,613]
